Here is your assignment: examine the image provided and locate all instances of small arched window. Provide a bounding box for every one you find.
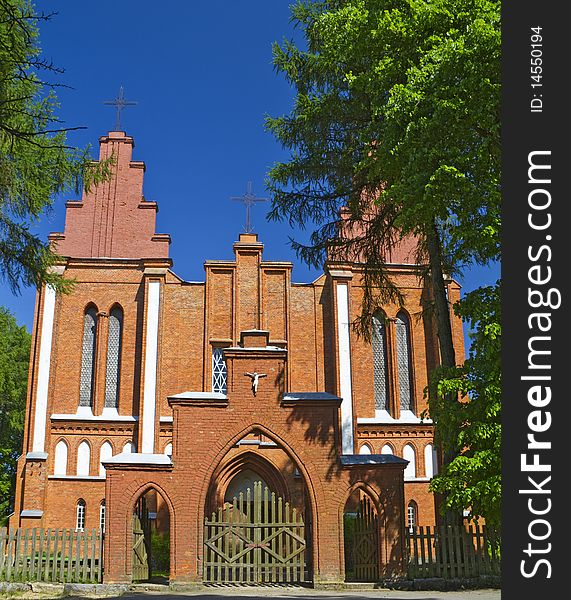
[403,444,416,479]
[79,307,98,408]
[76,499,86,531]
[99,500,106,533]
[372,313,390,412]
[381,444,393,455]
[104,306,123,409]
[77,441,91,476]
[359,443,372,455]
[99,441,113,477]
[407,501,418,533]
[395,312,414,411]
[164,442,173,457]
[54,440,68,476]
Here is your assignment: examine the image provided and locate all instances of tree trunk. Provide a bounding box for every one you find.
[425,222,463,526]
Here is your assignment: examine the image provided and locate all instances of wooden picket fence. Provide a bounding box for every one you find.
[0,528,103,583]
[406,525,500,579]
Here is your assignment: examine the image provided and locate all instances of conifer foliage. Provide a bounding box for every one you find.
[0,0,111,294]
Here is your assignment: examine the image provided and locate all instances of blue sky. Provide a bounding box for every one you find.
[0,0,499,337]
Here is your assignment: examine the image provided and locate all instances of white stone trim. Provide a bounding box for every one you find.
[51,413,137,422]
[357,409,432,425]
[104,452,172,466]
[32,285,56,453]
[26,451,48,460]
[48,476,106,481]
[168,391,227,401]
[141,280,161,453]
[21,510,43,517]
[336,282,354,454]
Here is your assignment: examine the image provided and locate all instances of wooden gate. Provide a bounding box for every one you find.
[203,481,307,584]
[344,492,379,582]
[132,498,151,582]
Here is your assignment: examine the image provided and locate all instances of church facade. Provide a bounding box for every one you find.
[10,130,465,586]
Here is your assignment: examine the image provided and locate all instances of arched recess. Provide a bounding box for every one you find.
[129,483,174,583]
[99,441,113,477]
[342,485,381,582]
[76,440,91,476]
[54,439,68,475]
[380,443,394,455]
[403,444,417,479]
[359,443,372,455]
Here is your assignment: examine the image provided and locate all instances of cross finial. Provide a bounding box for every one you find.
[230,181,268,233]
[103,85,137,131]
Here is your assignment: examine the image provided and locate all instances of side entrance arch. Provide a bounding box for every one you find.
[343,488,380,582]
[131,487,171,583]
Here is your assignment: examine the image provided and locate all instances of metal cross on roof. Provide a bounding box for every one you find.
[103,85,137,131]
[230,181,268,233]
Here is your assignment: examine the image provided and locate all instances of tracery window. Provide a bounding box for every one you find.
[212,347,227,394]
[79,307,98,407]
[395,312,414,411]
[372,313,390,412]
[104,306,123,409]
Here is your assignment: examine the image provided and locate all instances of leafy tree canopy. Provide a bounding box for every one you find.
[0,0,112,295]
[0,306,31,521]
[427,282,501,526]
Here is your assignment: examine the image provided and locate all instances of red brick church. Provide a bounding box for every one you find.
[10,130,465,586]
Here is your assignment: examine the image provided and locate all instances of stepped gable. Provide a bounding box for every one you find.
[49,130,170,259]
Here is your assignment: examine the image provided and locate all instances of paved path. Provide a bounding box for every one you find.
[77,586,501,600]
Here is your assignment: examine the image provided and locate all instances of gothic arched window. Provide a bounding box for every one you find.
[395,312,414,411]
[372,313,390,412]
[80,306,98,408]
[104,306,123,409]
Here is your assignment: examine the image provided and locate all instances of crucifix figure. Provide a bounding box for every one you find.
[231,181,268,233]
[103,85,137,131]
[244,371,267,396]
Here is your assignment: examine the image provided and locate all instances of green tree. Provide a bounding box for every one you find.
[267,0,500,521]
[0,307,31,521]
[0,0,112,295]
[428,282,501,527]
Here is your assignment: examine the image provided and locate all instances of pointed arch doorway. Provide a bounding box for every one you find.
[203,440,311,584]
[343,488,380,582]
